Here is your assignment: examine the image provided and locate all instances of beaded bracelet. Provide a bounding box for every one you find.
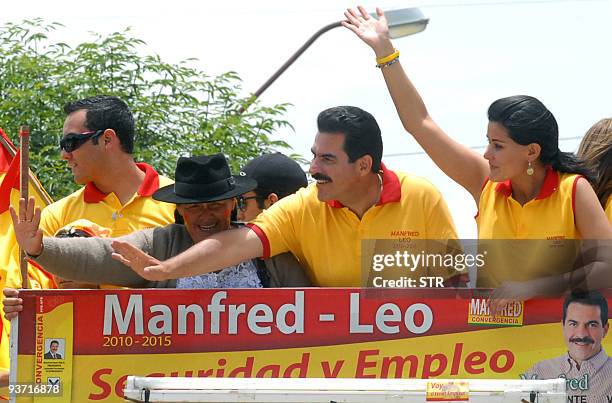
[376,57,399,69]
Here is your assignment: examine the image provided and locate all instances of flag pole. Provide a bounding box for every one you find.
[19,125,30,289]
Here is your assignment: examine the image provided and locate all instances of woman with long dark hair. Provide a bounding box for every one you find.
[343,6,611,294]
[343,6,610,241]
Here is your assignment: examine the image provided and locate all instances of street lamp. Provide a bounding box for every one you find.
[384,8,429,38]
[239,7,429,113]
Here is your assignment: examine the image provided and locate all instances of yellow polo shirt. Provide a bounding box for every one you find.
[248,166,459,287]
[39,163,175,237]
[477,168,581,239]
[475,168,582,287]
[605,196,611,223]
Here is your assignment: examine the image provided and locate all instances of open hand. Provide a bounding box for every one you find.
[9,197,43,256]
[342,6,392,55]
[111,240,169,281]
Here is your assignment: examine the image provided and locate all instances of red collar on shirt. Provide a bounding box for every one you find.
[494,166,559,200]
[326,162,402,208]
[83,162,161,203]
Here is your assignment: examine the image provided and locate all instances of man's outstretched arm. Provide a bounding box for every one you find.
[113,226,264,281]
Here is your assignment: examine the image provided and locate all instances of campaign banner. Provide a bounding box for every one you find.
[11,288,612,403]
[33,294,72,403]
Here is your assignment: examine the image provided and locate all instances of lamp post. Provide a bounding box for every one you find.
[239,7,429,113]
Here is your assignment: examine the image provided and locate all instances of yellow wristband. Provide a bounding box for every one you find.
[376,49,400,65]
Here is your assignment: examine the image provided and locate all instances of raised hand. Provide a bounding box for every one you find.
[9,197,43,256]
[111,240,168,281]
[342,6,393,56]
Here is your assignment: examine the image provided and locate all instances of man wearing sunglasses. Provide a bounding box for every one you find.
[236,153,308,222]
[37,95,176,269]
[0,95,176,386]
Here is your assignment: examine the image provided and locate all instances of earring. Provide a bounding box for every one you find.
[526,161,534,176]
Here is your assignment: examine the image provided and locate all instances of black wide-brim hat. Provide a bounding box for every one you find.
[153,154,257,204]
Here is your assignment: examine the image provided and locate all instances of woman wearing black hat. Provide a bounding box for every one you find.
[153,154,263,288]
[9,154,311,288]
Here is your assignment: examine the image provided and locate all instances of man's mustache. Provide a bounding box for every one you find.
[569,337,594,344]
[312,173,332,182]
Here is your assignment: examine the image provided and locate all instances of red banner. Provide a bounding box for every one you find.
[12,288,612,402]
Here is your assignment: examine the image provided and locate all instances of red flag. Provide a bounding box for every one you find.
[0,150,20,213]
[0,128,15,170]
[0,127,56,374]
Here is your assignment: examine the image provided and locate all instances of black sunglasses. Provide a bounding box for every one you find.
[55,227,93,238]
[59,129,104,153]
[236,195,259,212]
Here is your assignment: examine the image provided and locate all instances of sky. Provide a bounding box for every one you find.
[2,0,611,237]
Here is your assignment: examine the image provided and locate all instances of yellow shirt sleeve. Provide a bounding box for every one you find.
[249,191,306,258]
[423,184,459,240]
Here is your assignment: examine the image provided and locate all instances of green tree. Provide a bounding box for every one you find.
[0,19,297,199]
